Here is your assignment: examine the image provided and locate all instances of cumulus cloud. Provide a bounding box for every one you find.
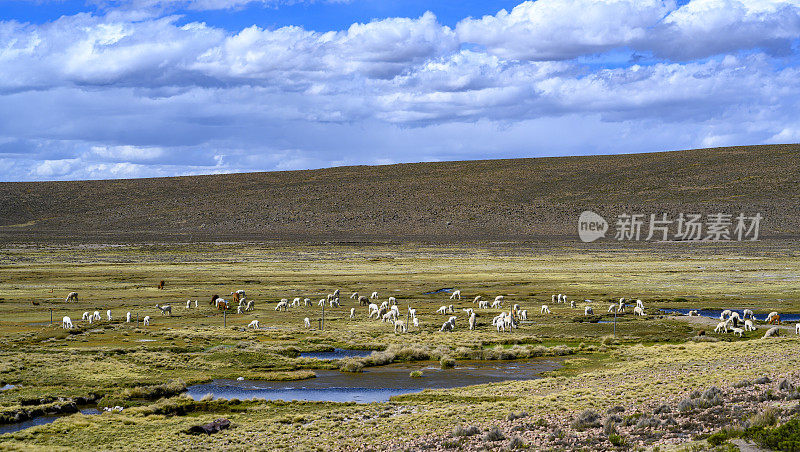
[0,0,799,180]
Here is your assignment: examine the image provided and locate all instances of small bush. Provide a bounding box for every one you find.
[339,359,364,373]
[755,376,772,385]
[734,379,753,388]
[440,356,455,369]
[506,411,528,421]
[452,425,480,437]
[604,415,622,435]
[750,406,781,429]
[654,404,671,415]
[606,405,625,414]
[608,433,628,447]
[484,426,506,442]
[409,370,423,378]
[780,379,796,392]
[746,416,800,451]
[572,409,601,430]
[678,398,696,412]
[507,436,526,449]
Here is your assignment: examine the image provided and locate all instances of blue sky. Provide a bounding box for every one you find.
[0,0,799,181]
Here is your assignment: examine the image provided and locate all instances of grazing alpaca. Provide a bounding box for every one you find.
[82,312,90,321]
[570,300,576,308]
[584,306,594,316]
[318,299,325,306]
[158,280,165,290]
[275,301,288,311]
[743,309,754,319]
[65,292,78,302]
[478,300,488,309]
[714,321,729,333]
[350,292,358,300]
[349,307,355,319]
[394,320,407,333]
[450,290,461,300]
[237,306,243,314]
[635,299,644,309]
[473,295,482,304]
[329,299,340,307]
[93,311,101,321]
[304,298,312,306]
[552,294,557,304]
[126,312,131,323]
[62,316,73,329]
[211,294,220,306]
[491,299,502,309]
[143,316,150,326]
[358,296,369,306]
[764,327,780,338]
[370,291,379,299]
[379,301,389,311]
[248,320,259,329]
[633,306,645,316]
[519,310,528,320]
[541,305,551,314]
[413,317,419,327]
[468,312,476,330]
[732,327,744,337]
[245,300,254,312]
[437,306,448,314]
[106,310,112,321]
[155,304,172,316]
[608,304,618,313]
[408,308,417,319]
[440,318,455,332]
[388,296,397,305]
[796,323,800,335]
[292,297,302,307]
[766,312,780,324]
[194,300,198,308]
[216,299,229,311]
[720,309,732,320]
[186,300,192,309]
[688,310,699,316]
[744,319,756,331]
[462,307,474,316]
[304,317,311,328]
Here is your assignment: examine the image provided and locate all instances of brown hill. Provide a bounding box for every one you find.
[1,144,798,243]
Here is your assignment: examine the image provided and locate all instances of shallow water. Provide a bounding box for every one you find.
[188,359,561,403]
[300,349,374,360]
[0,384,16,391]
[0,409,99,436]
[422,288,453,295]
[660,308,800,322]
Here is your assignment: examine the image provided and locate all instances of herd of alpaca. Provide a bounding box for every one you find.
[56,289,789,339]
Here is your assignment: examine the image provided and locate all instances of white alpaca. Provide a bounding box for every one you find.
[450,290,461,300]
[570,300,576,308]
[370,291,378,299]
[143,316,150,326]
[447,305,454,314]
[720,309,732,320]
[350,307,355,319]
[584,306,594,316]
[245,300,254,311]
[618,299,625,313]
[608,304,617,313]
[93,311,101,321]
[552,294,557,304]
[519,310,528,320]
[796,323,800,335]
[541,305,551,314]
[292,297,301,307]
[248,320,259,329]
[743,309,754,319]
[766,312,779,323]
[126,312,131,323]
[186,300,192,309]
[635,299,644,309]
[275,301,288,311]
[333,289,340,298]
[382,311,397,323]
[468,312,476,330]
[155,304,171,316]
[237,306,243,314]
[440,317,456,332]
[473,295,482,304]
[318,299,325,306]
[65,292,78,302]
[478,300,488,309]
[437,306,448,314]
[391,305,400,317]
[82,312,90,321]
[412,317,419,327]
[394,320,406,333]
[194,300,198,308]
[379,301,389,310]
[408,308,417,319]
[388,296,396,305]
[350,292,358,299]
[744,319,756,331]
[688,310,699,316]
[329,298,340,307]
[732,327,744,337]
[87,315,93,324]
[368,303,379,318]
[62,316,73,329]
[633,306,645,316]
[557,294,564,303]
[106,310,112,321]
[730,312,742,323]
[304,298,312,307]
[491,300,502,309]
[462,307,474,316]
[495,295,504,303]
[714,321,728,333]
[304,317,311,328]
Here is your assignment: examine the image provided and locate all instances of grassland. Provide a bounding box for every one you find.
[0,241,799,450]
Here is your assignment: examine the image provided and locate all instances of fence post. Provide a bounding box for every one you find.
[50,308,53,325]
[223,310,226,328]
[321,301,325,331]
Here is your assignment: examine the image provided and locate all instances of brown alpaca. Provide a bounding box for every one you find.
[158,280,165,290]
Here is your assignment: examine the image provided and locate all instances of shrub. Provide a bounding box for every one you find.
[409,370,423,378]
[440,356,455,369]
[452,425,480,437]
[507,411,527,421]
[746,416,800,451]
[780,379,796,392]
[604,415,622,435]
[608,433,628,447]
[755,376,772,385]
[572,409,601,430]
[734,379,753,388]
[654,404,671,415]
[750,406,781,429]
[606,405,625,414]
[484,426,506,442]
[339,359,364,373]
[507,436,526,449]
[678,398,696,412]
